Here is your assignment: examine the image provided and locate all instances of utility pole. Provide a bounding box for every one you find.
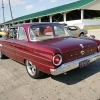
[8,0,14,25]
[2,0,5,29]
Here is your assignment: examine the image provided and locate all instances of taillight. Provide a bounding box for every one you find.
[98,45,100,51]
[52,54,62,66]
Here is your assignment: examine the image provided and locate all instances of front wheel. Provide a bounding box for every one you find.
[25,60,44,79]
[0,50,6,59]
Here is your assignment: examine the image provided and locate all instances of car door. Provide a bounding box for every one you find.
[2,28,18,59]
[13,27,28,63]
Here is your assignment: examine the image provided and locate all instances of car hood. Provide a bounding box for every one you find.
[40,37,97,53]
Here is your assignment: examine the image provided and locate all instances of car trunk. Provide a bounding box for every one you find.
[41,37,98,63]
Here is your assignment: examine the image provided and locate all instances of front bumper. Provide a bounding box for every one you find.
[50,52,100,75]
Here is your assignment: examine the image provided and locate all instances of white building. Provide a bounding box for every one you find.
[1,0,100,28]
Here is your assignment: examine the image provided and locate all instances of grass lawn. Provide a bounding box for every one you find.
[84,25,100,30]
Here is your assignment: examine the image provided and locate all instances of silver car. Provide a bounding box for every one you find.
[65,26,88,37]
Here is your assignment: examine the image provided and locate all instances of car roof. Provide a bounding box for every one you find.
[11,22,61,28]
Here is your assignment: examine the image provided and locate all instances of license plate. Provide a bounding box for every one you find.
[79,60,90,68]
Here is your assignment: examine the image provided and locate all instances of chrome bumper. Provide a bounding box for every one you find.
[50,52,100,75]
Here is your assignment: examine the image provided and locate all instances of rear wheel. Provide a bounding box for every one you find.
[79,33,84,37]
[25,60,44,79]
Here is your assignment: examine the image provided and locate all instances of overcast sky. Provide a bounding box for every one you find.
[0,0,78,24]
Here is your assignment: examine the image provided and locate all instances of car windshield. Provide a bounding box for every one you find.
[29,24,69,41]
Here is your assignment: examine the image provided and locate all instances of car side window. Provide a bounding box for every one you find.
[54,25,64,35]
[68,26,77,31]
[8,28,18,39]
[18,27,27,41]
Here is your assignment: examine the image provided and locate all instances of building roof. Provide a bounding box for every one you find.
[4,0,94,24]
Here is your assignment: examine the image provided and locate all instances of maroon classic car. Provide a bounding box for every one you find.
[0,22,100,79]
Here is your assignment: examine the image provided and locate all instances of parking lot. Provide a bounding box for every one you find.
[88,29,100,40]
[0,29,100,100]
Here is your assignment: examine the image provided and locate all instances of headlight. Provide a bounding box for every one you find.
[52,54,62,66]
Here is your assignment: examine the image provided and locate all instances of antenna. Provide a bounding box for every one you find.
[2,0,5,28]
[8,0,14,25]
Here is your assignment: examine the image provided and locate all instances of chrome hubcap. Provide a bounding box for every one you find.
[26,60,36,76]
[80,34,84,37]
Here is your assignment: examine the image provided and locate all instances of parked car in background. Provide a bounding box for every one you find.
[65,26,88,37]
[0,22,100,79]
[0,29,7,36]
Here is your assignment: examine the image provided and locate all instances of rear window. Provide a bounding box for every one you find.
[29,24,69,41]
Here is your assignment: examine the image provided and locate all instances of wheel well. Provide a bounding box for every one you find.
[24,59,26,65]
[79,32,84,36]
